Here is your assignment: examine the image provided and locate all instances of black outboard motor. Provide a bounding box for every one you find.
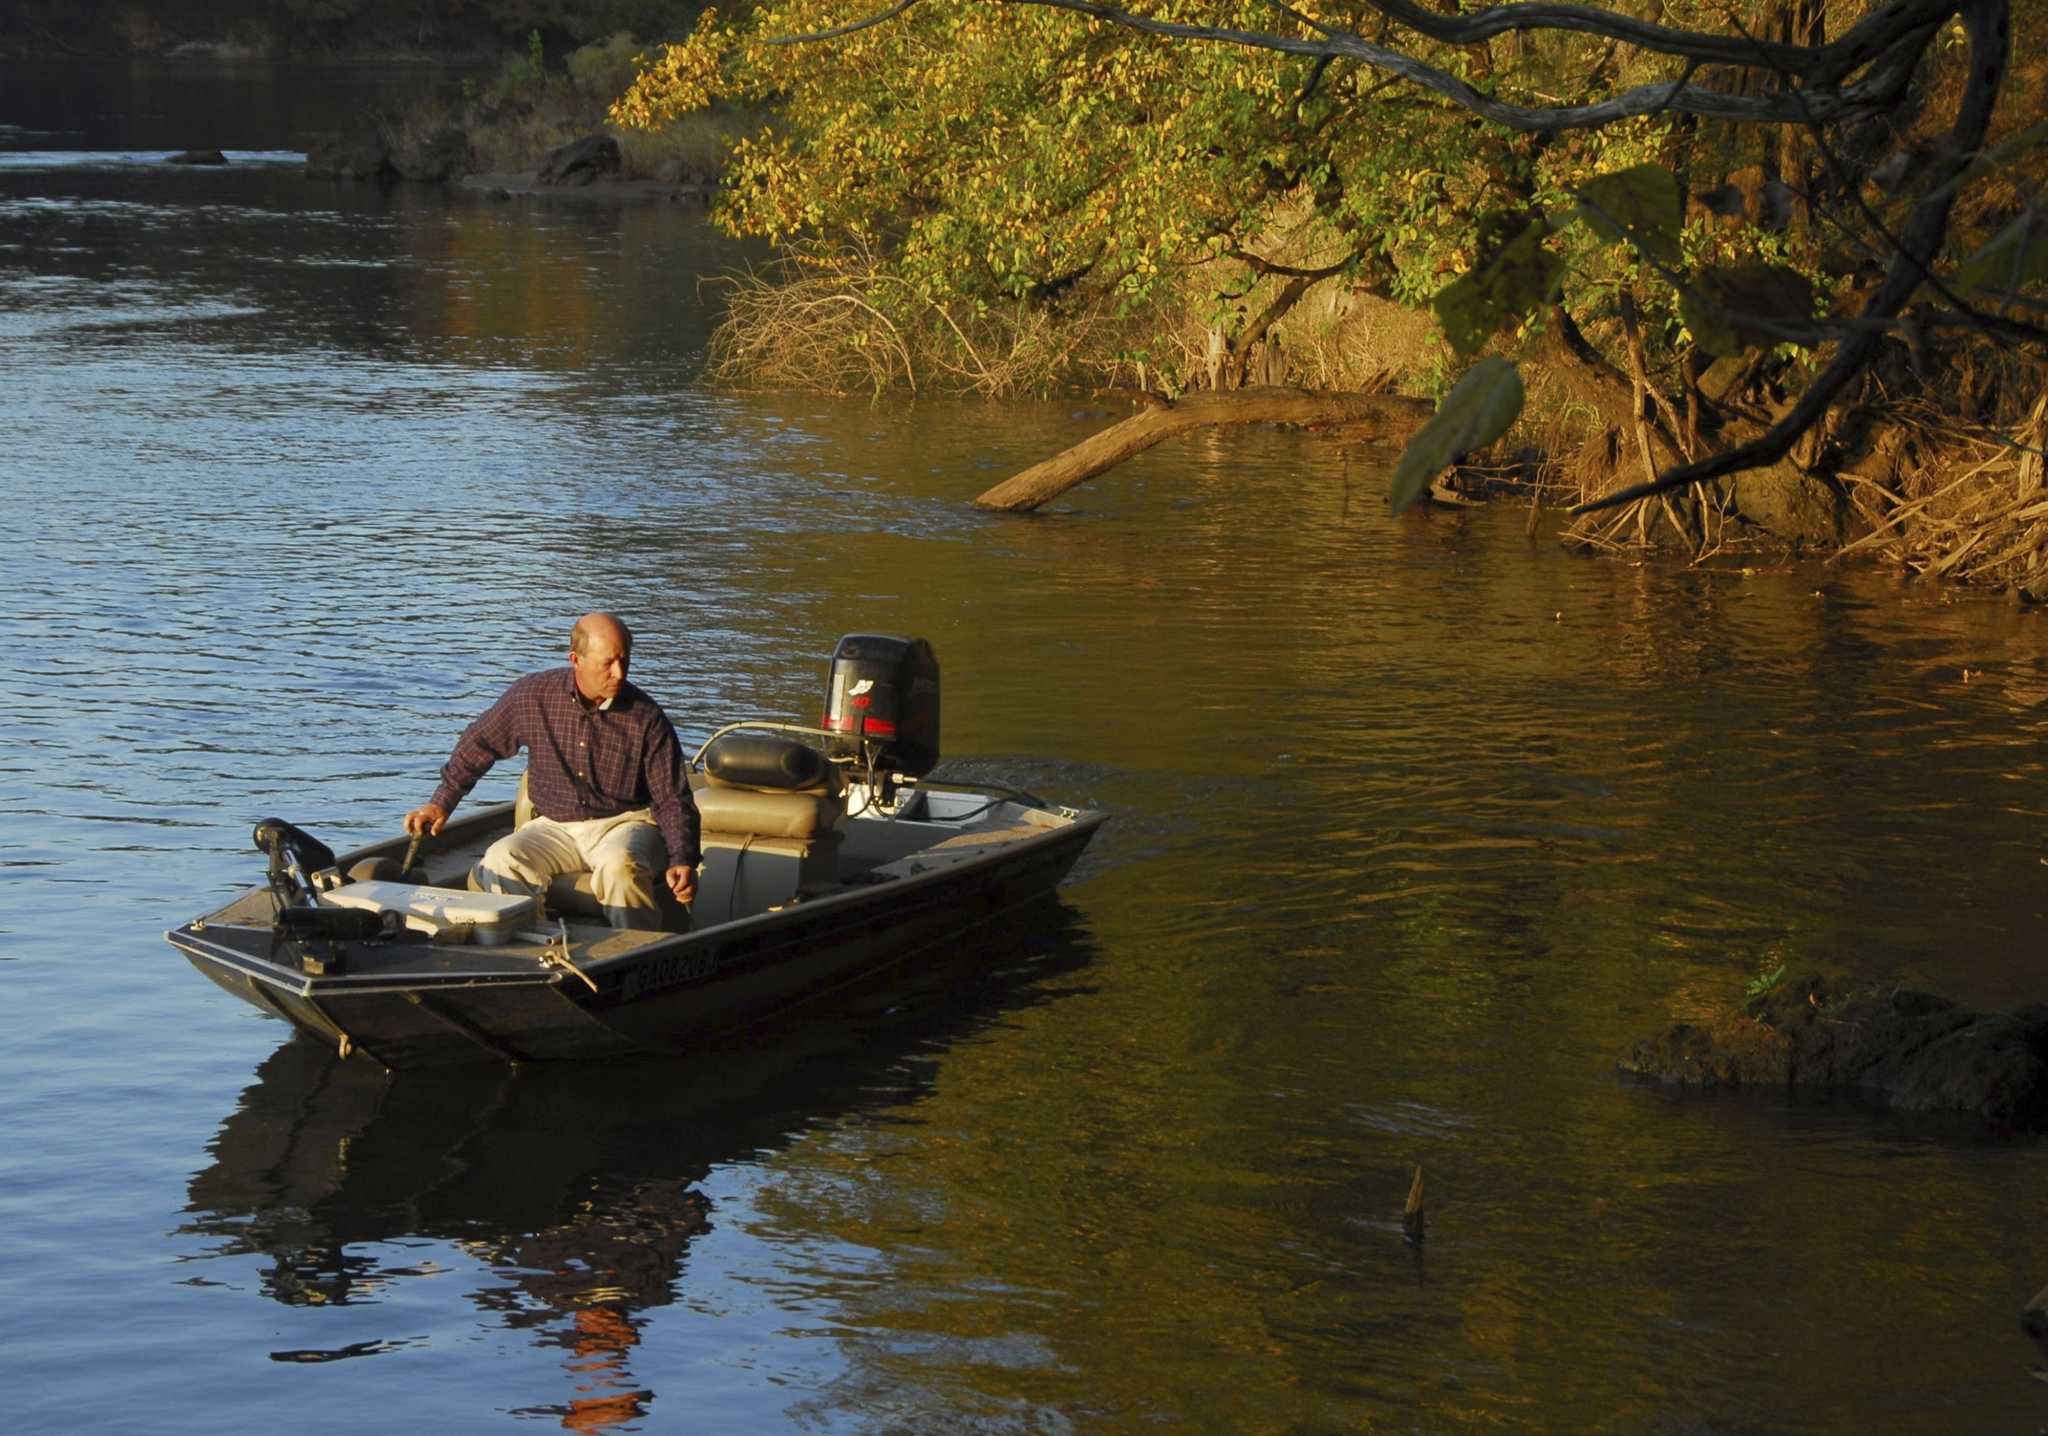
[822,634,940,779]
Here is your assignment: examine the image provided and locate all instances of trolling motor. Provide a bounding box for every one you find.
[253,818,384,973]
[253,817,336,906]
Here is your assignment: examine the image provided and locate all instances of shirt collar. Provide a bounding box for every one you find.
[563,666,618,713]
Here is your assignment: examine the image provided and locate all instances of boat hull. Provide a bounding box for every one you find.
[170,806,1103,1069]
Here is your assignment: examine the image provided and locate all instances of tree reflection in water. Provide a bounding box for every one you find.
[179,904,1100,1429]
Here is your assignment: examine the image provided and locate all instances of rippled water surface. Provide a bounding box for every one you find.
[4,63,2047,1435]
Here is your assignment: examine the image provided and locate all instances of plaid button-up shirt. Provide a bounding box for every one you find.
[430,667,701,869]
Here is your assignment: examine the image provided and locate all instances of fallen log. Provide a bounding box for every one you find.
[973,386,1432,512]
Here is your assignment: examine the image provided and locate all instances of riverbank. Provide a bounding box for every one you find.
[454,171,709,205]
[33,27,2038,594]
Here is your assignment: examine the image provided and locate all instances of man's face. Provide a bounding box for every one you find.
[571,627,629,703]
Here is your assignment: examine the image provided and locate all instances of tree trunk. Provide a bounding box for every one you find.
[973,387,1432,512]
[1539,307,1688,473]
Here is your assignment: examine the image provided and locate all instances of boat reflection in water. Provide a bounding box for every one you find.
[179,905,1099,1429]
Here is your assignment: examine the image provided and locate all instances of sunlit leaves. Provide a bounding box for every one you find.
[1390,357,1525,515]
[611,0,1482,325]
[608,9,731,126]
[608,3,1877,398]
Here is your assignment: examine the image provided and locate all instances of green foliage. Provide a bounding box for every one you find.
[1573,164,1682,271]
[615,2,1487,323]
[482,30,548,108]
[566,31,644,98]
[1955,210,2048,300]
[617,4,1864,402]
[1389,358,1525,515]
[1432,213,1565,358]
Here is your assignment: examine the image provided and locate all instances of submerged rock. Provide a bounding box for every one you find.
[1620,976,2048,1129]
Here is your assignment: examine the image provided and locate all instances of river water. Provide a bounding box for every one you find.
[3,61,2046,1434]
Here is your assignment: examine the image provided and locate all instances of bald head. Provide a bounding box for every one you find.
[569,612,632,704]
[571,611,631,657]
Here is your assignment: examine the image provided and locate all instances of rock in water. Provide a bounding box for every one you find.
[1620,976,2048,1129]
[536,134,621,187]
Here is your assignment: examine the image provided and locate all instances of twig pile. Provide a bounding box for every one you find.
[1837,388,2048,593]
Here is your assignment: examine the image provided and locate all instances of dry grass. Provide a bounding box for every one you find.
[707,239,1154,397]
[616,109,749,183]
[1836,387,2048,593]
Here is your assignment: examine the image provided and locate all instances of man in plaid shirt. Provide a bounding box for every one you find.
[404,612,701,929]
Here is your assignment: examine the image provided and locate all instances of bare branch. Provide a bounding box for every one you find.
[1001,0,1937,132]
[765,0,922,46]
[1358,0,1820,69]
[1228,249,1356,279]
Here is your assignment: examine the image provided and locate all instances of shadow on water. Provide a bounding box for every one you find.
[180,901,1099,1404]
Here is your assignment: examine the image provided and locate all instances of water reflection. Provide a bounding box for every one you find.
[180,905,1100,1428]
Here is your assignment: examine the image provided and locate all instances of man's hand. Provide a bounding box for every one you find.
[405,803,448,837]
[665,863,697,907]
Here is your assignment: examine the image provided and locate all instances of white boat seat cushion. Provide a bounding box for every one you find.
[325,880,535,946]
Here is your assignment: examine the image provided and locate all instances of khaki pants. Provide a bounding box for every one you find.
[473,807,673,929]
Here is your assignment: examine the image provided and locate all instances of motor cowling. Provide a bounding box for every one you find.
[822,634,939,777]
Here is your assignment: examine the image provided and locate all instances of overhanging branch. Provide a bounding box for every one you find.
[1575,0,2012,514]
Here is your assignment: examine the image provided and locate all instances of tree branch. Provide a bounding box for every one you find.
[765,0,923,46]
[1576,0,2011,514]
[1002,0,1936,132]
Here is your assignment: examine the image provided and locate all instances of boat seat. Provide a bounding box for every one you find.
[689,732,848,919]
[695,777,846,919]
[504,772,690,929]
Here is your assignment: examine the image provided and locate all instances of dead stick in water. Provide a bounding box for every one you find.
[2023,1281,2048,1368]
[1402,1164,1425,1242]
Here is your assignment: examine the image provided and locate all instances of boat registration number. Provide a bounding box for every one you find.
[621,947,719,1000]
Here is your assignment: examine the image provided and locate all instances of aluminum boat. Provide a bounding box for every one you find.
[165,634,1105,1069]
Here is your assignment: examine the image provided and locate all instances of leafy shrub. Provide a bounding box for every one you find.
[566,31,643,99]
